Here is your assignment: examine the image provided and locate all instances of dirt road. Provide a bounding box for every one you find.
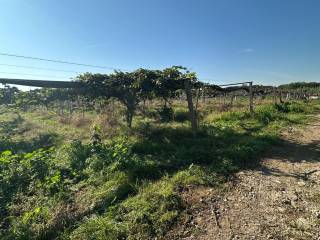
[173,116,320,240]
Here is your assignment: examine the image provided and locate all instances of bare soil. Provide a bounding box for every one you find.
[168,116,320,240]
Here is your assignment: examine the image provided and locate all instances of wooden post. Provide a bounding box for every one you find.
[230,93,234,107]
[202,88,206,103]
[249,81,254,113]
[184,79,198,138]
[273,87,277,104]
[279,90,283,103]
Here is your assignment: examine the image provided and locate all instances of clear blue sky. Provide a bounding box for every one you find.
[0,0,319,87]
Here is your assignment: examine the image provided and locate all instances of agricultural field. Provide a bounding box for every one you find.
[1,1,320,239]
[0,75,319,240]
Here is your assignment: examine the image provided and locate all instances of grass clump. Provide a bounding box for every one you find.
[70,164,217,240]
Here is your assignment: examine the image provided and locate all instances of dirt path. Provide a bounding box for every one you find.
[171,116,320,240]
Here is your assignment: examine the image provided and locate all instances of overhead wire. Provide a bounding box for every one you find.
[0,71,71,79]
[0,63,79,74]
[0,52,129,71]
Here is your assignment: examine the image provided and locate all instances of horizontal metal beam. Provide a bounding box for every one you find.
[0,78,83,88]
[218,81,252,87]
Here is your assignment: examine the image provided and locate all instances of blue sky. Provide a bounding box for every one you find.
[0,0,319,87]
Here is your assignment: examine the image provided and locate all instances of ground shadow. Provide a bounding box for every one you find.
[0,132,62,153]
[132,123,277,177]
[132,120,320,182]
[0,114,24,135]
[258,138,320,180]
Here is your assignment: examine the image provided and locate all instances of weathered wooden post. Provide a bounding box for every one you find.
[249,81,254,113]
[273,87,277,104]
[184,79,198,138]
[202,88,206,103]
[279,90,283,103]
[230,93,234,107]
[286,92,290,101]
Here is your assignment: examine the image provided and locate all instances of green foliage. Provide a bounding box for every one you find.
[275,101,314,114]
[172,164,220,186]
[279,82,320,90]
[0,148,57,239]
[56,139,89,174]
[69,215,127,240]
[70,178,181,240]
[90,125,103,153]
[121,180,181,239]
[76,66,199,127]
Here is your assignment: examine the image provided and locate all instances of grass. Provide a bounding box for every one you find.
[0,100,319,239]
[70,165,217,240]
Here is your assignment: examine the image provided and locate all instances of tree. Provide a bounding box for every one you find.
[156,66,199,136]
[76,70,157,128]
